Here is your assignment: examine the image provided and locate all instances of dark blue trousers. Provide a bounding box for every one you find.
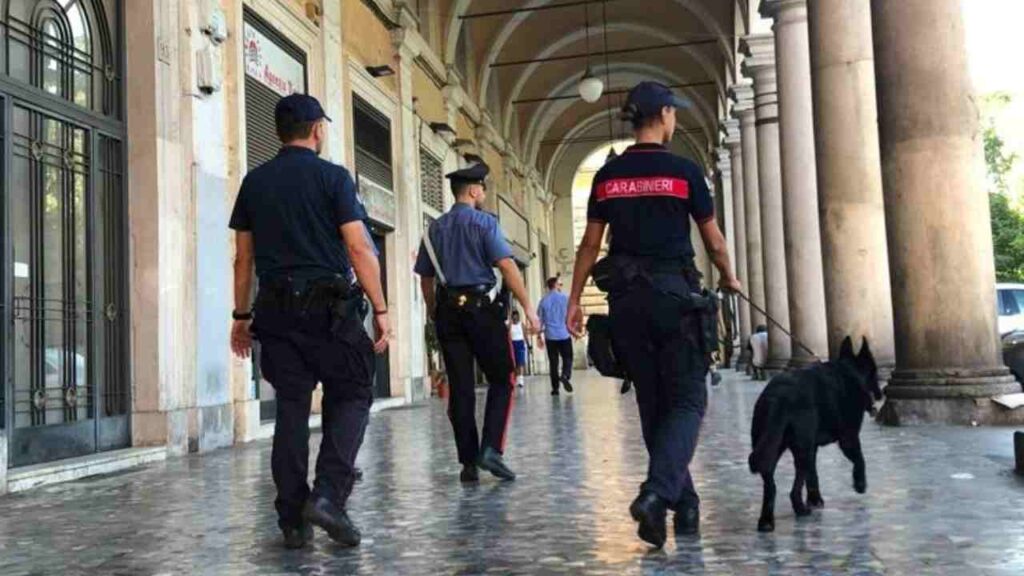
[436,295,516,465]
[254,296,374,530]
[610,283,709,511]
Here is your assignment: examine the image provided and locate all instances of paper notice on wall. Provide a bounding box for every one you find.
[243,22,305,97]
[14,262,28,278]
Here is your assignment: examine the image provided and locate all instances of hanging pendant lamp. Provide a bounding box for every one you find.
[577,3,603,103]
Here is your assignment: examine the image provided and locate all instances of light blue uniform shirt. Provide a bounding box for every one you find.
[538,291,571,341]
[414,203,513,287]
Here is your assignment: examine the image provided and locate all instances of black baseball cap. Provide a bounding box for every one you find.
[621,81,688,121]
[275,93,332,124]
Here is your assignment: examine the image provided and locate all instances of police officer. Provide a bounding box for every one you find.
[415,162,540,483]
[566,82,741,548]
[229,94,390,550]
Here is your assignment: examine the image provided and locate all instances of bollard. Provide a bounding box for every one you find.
[1015,432,1024,475]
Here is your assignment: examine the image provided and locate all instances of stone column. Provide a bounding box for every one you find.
[723,124,751,368]
[742,34,792,371]
[872,0,1019,425]
[762,0,829,366]
[392,27,429,402]
[716,147,737,279]
[731,84,766,358]
[807,0,895,368]
[715,147,735,360]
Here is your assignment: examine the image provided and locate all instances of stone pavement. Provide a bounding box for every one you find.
[2,370,1024,575]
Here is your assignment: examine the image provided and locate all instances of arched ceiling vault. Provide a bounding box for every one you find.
[442,0,738,195]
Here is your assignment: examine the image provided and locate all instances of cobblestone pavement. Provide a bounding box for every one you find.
[2,370,1024,575]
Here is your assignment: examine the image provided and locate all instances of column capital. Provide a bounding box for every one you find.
[740,34,776,81]
[716,147,732,176]
[760,0,808,24]
[722,118,741,148]
[729,82,755,108]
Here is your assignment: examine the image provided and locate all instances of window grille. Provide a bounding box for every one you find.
[354,95,393,190]
[420,148,444,212]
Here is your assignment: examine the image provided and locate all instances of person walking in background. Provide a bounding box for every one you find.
[538,277,574,396]
[750,325,769,381]
[510,310,528,388]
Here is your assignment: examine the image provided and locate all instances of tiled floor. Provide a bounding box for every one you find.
[2,370,1023,575]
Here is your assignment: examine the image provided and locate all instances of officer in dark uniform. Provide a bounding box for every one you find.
[229,94,390,550]
[415,162,540,483]
[566,82,741,548]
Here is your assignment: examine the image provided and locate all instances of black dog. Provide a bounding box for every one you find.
[748,337,883,532]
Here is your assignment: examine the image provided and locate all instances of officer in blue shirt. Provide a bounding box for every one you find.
[566,82,741,548]
[229,94,390,550]
[415,161,540,483]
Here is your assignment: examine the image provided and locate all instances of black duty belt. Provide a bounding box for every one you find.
[258,274,359,310]
[439,285,493,309]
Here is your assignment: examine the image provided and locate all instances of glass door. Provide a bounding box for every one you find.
[6,102,127,467]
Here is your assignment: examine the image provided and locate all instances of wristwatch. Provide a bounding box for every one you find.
[232,310,253,321]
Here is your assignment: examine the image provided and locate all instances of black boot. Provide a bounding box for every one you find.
[460,464,479,483]
[674,506,700,536]
[477,446,517,481]
[303,496,361,547]
[282,523,314,550]
[629,491,668,548]
[620,379,632,394]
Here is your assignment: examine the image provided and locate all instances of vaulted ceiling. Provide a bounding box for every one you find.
[438,0,749,195]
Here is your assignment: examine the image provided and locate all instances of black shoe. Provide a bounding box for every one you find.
[551,390,560,396]
[629,492,668,548]
[460,464,479,483]
[674,506,700,536]
[477,446,516,481]
[711,371,722,387]
[354,467,364,482]
[561,377,574,393]
[282,523,314,550]
[303,496,361,547]
[620,380,633,394]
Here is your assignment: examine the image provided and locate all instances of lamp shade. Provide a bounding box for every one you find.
[578,73,604,103]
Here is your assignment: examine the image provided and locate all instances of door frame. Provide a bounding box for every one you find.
[1,0,129,467]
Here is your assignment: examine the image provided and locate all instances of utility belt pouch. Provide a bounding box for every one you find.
[330,292,367,344]
[692,290,720,359]
[592,254,647,294]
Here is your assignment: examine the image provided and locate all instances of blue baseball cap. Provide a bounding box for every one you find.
[275,93,331,124]
[621,81,688,121]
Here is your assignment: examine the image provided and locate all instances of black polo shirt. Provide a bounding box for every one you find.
[229,146,366,280]
[587,143,714,261]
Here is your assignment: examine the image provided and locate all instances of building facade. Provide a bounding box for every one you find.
[0,0,556,490]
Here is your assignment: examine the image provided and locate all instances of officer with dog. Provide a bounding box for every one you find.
[566,81,741,548]
[229,94,390,550]
[415,161,540,484]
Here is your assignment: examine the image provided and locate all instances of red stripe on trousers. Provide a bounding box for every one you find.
[498,331,516,452]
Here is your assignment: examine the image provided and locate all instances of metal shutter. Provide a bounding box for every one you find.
[245,76,282,170]
[353,95,394,190]
[420,148,444,212]
[243,9,308,172]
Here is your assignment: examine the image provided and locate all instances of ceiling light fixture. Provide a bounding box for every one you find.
[577,4,603,103]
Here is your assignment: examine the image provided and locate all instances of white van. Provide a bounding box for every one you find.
[997,283,1024,336]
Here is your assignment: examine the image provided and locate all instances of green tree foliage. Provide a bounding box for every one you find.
[985,94,1024,280]
[990,193,1024,281]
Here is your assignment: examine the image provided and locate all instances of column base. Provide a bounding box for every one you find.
[766,357,791,376]
[787,355,820,370]
[879,367,1024,426]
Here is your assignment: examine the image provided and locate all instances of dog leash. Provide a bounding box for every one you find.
[727,290,823,362]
